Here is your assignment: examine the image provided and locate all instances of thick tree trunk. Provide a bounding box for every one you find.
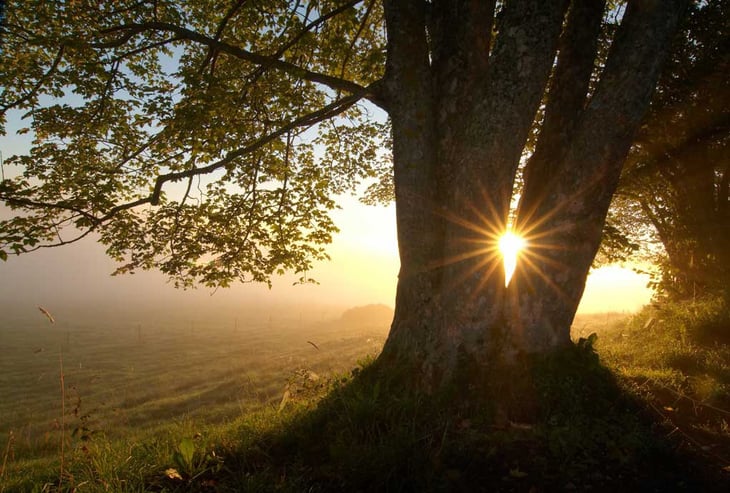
[379,0,689,391]
[511,0,689,342]
[435,0,569,358]
[381,0,569,387]
[379,0,447,386]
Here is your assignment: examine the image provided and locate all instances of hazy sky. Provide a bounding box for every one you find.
[0,194,400,322]
[0,190,651,324]
[0,108,652,327]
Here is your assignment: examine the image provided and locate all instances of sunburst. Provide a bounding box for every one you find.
[498,230,526,287]
[430,186,574,306]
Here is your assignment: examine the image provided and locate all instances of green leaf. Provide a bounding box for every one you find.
[177,437,196,467]
[0,0,383,288]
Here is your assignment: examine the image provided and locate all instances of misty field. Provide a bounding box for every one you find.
[4,306,726,491]
[0,307,389,469]
[0,308,621,472]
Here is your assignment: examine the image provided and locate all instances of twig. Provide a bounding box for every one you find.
[0,431,15,483]
[59,348,66,489]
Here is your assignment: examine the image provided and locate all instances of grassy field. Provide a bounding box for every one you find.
[0,308,388,490]
[0,301,728,491]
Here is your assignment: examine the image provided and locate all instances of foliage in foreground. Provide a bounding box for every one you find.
[596,296,730,470]
[0,357,711,492]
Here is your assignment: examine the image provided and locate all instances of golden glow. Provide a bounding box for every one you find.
[498,231,526,287]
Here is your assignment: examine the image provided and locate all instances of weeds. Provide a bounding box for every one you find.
[593,295,730,485]
[58,350,66,491]
[158,434,224,490]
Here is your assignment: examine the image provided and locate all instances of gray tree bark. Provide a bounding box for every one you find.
[379,0,689,390]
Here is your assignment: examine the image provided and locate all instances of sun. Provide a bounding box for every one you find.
[498,230,526,287]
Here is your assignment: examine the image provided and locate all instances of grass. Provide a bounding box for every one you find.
[0,313,387,491]
[594,296,730,409]
[1,299,729,491]
[204,345,694,492]
[592,295,730,480]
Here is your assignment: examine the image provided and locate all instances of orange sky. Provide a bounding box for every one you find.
[0,192,652,325]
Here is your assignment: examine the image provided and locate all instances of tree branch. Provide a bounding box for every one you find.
[19,223,99,253]
[147,89,369,206]
[268,0,363,60]
[113,36,183,63]
[336,0,375,96]
[10,89,371,229]
[198,0,248,74]
[0,195,98,223]
[99,20,378,102]
[517,0,606,228]
[0,46,65,114]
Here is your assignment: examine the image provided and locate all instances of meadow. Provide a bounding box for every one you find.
[0,306,389,489]
[0,302,728,491]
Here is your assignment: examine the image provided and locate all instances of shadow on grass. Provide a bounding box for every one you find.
[204,339,729,493]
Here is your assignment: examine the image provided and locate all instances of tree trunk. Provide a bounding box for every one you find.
[512,0,689,335]
[379,0,689,391]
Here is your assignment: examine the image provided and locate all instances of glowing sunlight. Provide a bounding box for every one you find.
[498,231,526,287]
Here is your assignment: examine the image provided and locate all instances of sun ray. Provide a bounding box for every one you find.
[513,251,573,304]
[427,179,586,307]
[445,252,503,297]
[429,246,497,270]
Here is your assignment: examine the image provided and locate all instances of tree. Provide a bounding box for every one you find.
[608,0,729,301]
[0,1,687,389]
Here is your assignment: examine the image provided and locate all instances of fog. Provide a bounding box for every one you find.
[0,199,400,328]
[0,113,651,329]
[0,193,652,330]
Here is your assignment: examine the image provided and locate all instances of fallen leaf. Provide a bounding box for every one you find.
[165,468,183,480]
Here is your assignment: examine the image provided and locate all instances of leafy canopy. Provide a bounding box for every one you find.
[603,0,729,297]
[0,0,390,287]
